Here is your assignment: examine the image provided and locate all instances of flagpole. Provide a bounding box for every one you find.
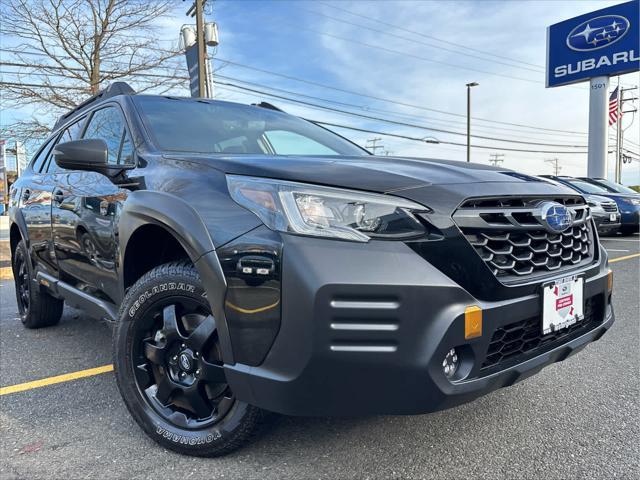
[615,76,622,183]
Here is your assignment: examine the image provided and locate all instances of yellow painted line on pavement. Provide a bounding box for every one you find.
[609,253,640,264]
[0,364,114,396]
[0,267,12,280]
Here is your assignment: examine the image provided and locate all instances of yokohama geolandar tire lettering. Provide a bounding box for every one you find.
[112,261,265,457]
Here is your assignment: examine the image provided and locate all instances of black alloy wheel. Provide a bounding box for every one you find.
[12,239,64,328]
[113,261,264,457]
[133,299,234,428]
[14,246,30,315]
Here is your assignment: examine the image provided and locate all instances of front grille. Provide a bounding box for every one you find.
[481,295,603,371]
[601,202,618,213]
[453,196,595,281]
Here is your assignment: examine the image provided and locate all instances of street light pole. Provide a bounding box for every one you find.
[466,82,479,163]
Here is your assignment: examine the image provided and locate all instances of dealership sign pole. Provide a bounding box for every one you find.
[587,76,610,178]
[546,0,639,179]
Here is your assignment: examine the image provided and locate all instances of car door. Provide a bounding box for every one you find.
[51,105,132,303]
[19,137,59,278]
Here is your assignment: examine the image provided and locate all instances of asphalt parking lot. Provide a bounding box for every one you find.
[1,235,638,479]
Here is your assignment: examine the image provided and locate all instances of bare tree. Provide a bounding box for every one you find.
[1,0,187,141]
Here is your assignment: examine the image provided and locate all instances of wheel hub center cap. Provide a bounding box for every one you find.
[178,352,196,373]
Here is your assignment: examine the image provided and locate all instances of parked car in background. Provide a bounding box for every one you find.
[577,177,640,235]
[538,176,620,235]
[541,175,638,236]
[579,177,640,196]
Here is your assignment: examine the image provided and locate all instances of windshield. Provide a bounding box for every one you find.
[581,178,638,195]
[134,96,367,156]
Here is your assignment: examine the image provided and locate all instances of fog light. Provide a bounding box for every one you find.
[442,348,459,379]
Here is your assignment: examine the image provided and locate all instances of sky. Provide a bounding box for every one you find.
[2,0,639,184]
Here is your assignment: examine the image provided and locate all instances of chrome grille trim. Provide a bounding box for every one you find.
[454,196,596,280]
[453,204,590,231]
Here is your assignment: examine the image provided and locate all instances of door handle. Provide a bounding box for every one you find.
[53,189,65,205]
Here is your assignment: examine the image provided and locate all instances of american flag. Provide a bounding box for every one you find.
[609,87,622,126]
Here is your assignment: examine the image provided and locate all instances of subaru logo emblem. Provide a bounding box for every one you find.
[179,353,193,372]
[537,202,573,233]
[566,15,630,52]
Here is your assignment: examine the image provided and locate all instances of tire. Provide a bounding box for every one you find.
[12,239,63,329]
[113,261,265,457]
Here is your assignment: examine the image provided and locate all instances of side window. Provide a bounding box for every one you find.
[83,106,132,165]
[59,119,85,144]
[45,118,85,174]
[30,138,55,173]
[263,130,337,155]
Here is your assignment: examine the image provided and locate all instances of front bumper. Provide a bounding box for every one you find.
[592,210,621,232]
[619,207,640,228]
[224,235,614,416]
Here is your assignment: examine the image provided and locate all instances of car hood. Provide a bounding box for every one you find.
[600,193,640,200]
[165,153,563,192]
[162,153,581,212]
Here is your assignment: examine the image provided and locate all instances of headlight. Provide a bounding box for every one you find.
[624,198,640,206]
[227,175,429,242]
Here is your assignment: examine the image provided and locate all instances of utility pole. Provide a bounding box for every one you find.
[184,0,208,98]
[466,82,479,162]
[366,137,384,155]
[488,153,505,167]
[194,0,206,98]
[545,158,561,176]
[615,84,638,183]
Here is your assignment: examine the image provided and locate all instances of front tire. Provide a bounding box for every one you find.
[113,261,264,457]
[12,239,63,329]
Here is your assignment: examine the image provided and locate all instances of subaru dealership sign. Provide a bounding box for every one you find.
[546,0,639,87]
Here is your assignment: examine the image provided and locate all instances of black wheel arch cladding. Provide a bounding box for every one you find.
[118,190,235,364]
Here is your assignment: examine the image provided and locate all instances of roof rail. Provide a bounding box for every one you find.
[53,82,136,130]
[252,101,284,112]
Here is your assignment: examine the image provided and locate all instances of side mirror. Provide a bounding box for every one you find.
[53,139,122,177]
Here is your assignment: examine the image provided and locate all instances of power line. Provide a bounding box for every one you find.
[317,1,545,70]
[0,64,587,144]
[0,81,85,90]
[212,57,590,135]
[294,26,542,85]
[1,78,590,155]
[311,120,588,154]
[0,62,592,148]
[211,72,584,141]
[0,47,591,135]
[293,6,543,74]
[210,79,589,148]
